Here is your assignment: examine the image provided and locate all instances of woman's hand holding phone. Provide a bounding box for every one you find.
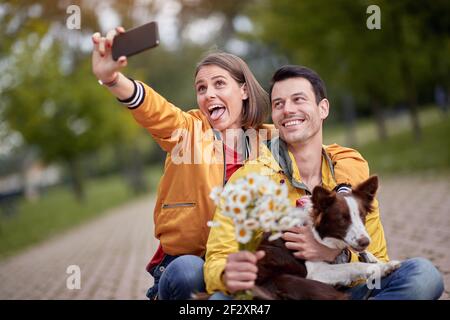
[91,27,136,100]
[91,26,128,85]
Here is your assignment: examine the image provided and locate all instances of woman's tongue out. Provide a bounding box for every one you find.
[210,106,226,121]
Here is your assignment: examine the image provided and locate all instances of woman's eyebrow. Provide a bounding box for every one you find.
[195,75,226,86]
[211,75,227,81]
[194,79,204,86]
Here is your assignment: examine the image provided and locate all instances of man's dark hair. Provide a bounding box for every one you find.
[269,65,327,104]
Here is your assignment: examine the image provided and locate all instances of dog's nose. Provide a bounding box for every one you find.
[357,237,370,248]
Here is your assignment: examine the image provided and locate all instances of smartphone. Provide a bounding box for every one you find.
[112,21,160,61]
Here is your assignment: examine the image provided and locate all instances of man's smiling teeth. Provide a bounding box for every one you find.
[283,120,304,127]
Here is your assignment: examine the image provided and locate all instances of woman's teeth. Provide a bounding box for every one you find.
[208,105,226,120]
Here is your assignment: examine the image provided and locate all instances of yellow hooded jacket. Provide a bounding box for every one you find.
[204,140,389,294]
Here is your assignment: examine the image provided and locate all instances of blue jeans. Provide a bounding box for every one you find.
[346,257,444,300]
[209,292,233,300]
[209,258,444,300]
[147,255,205,300]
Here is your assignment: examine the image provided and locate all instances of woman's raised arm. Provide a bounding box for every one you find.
[91,26,134,100]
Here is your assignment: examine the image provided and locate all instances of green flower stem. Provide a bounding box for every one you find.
[235,232,264,300]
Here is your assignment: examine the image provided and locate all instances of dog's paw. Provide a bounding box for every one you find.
[365,265,380,278]
[331,276,353,287]
[386,260,401,271]
[378,260,401,277]
[364,251,380,264]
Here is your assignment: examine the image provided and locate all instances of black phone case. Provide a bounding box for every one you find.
[112,22,159,60]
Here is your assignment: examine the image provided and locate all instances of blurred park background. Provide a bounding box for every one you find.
[0,0,449,299]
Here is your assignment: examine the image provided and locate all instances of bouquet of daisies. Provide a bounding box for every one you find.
[209,173,311,299]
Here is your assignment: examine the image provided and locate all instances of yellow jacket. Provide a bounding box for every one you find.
[204,141,389,294]
[128,81,375,258]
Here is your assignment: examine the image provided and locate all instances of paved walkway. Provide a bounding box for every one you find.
[377,175,450,300]
[0,175,449,300]
[0,196,157,300]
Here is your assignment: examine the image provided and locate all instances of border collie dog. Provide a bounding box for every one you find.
[253,176,401,300]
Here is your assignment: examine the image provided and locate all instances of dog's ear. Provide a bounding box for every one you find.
[312,186,335,212]
[353,175,378,204]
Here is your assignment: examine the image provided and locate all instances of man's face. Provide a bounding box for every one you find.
[271,77,329,145]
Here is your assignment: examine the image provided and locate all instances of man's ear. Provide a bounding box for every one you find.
[312,186,335,213]
[318,98,329,120]
[353,175,379,206]
[241,83,248,100]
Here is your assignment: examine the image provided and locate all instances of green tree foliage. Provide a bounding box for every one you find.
[2,39,141,200]
[248,0,450,141]
[0,1,182,200]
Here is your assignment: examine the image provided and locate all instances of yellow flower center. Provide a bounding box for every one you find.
[268,200,274,211]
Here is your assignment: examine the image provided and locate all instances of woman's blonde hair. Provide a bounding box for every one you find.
[195,51,270,129]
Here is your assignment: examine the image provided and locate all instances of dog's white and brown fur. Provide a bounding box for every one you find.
[253,176,400,300]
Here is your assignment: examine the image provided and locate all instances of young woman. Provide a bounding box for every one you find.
[91,27,370,300]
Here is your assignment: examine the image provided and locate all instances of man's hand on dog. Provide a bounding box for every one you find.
[223,250,265,293]
[283,226,342,262]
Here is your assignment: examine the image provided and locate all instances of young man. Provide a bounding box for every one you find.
[204,65,444,300]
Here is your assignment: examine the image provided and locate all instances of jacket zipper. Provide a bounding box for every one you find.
[162,202,196,209]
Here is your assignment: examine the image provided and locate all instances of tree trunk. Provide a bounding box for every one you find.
[371,100,388,141]
[127,145,146,195]
[67,158,85,202]
[401,61,422,141]
[445,85,450,117]
[391,6,422,141]
[409,102,421,141]
[115,143,146,195]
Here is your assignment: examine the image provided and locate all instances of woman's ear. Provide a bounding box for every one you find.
[241,83,249,100]
[319,98,329,120]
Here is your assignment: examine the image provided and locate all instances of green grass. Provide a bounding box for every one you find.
[324,107,443,147]
[0,164,163,260]
[358,116,450,175]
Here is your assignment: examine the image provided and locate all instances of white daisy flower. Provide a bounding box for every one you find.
[235,225,252,244]
[273,183,288,198]
[209,187,223,205]
[278,216,294,230]
[228,191,242,205]
[229,204,247,220]
[243,218,260,230]
[259,212,276,230]
[289,207,312,226]
[236,189,252,207]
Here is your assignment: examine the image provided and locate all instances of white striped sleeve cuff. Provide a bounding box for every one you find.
[336,184,352,194]
[117,79,145,109]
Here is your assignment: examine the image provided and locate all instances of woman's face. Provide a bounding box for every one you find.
[195,65,248,132]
